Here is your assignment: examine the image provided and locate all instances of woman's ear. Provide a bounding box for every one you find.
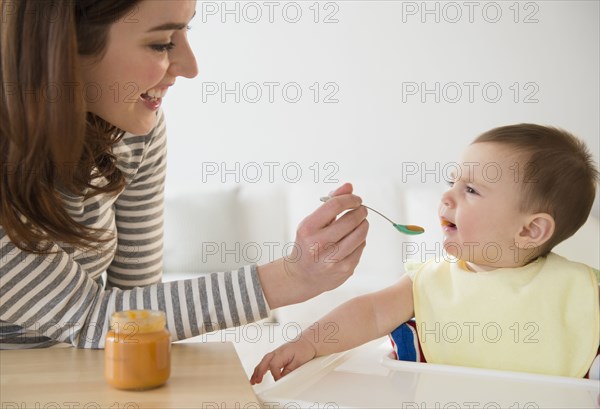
[515,213,555,249]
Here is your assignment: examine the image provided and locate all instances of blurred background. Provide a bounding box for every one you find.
[163,0,599,199]
[161,0,600,305]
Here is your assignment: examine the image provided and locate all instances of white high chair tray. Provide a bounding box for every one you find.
[258,338,599,409]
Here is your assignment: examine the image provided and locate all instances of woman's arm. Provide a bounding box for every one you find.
[0,225,269,348]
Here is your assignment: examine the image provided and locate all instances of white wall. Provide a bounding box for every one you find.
[163,0,600,216]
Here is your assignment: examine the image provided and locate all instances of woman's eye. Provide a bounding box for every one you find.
[150,42,175,52]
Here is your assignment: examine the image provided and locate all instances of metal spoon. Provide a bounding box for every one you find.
[320,196,425,235]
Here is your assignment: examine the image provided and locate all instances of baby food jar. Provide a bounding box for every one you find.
[104,310,171,390]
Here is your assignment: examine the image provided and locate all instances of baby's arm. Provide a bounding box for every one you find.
[250,274,414,384]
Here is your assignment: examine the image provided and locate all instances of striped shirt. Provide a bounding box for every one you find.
[0,110,270,349]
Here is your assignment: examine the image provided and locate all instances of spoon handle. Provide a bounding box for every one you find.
[361,205,395,225]
[320,196,394,225]
[319,196,424,235]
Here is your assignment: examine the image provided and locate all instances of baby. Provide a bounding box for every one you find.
[251,124,600,384]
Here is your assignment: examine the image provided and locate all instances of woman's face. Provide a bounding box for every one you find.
[79,0,198,135]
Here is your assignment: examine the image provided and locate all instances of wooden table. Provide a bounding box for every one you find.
[0,342,261,409]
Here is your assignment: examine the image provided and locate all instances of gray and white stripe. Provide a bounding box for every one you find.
[0,110,270,349]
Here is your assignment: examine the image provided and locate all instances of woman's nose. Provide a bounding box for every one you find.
[169,37,199,79]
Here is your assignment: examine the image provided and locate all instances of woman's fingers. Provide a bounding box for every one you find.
[315,241,367,291]
[329,218,369,263]
[330,182,353,197]
[270,183,370,304]
[303,194,363,231]
[306,213,368,268]
[318,205,368,248]
[296,196,367,263]
[335,240,367,279]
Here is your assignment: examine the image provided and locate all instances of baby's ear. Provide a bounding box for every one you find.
[515,213,555,249]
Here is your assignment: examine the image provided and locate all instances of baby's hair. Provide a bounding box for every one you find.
[473,124,599,255]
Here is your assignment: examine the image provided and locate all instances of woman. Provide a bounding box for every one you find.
[0,0,368,348]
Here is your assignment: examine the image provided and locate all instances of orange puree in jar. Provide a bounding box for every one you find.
[104,310,171,390]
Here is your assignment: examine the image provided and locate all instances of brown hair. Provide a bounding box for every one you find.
[474,124,599,256]
[0,0,142,253]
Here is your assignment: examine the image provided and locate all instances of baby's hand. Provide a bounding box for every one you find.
[250,337,317,384]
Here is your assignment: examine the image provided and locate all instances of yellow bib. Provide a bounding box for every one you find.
[411,253,599,377]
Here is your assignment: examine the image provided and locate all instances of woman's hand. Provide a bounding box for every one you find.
[258,183,369,308]
[286,182,369,296]
[250,337,317,384]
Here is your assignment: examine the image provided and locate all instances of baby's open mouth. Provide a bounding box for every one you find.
[441,219,457,230]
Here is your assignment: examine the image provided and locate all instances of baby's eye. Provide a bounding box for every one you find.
[445,180,455,188]
[466,186,479,195]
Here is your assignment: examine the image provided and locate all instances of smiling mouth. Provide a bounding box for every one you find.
[140,87,167,103]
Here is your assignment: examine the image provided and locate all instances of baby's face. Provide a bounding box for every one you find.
[438,142,531,270]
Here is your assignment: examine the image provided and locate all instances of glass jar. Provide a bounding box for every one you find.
[104,310,171,390]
